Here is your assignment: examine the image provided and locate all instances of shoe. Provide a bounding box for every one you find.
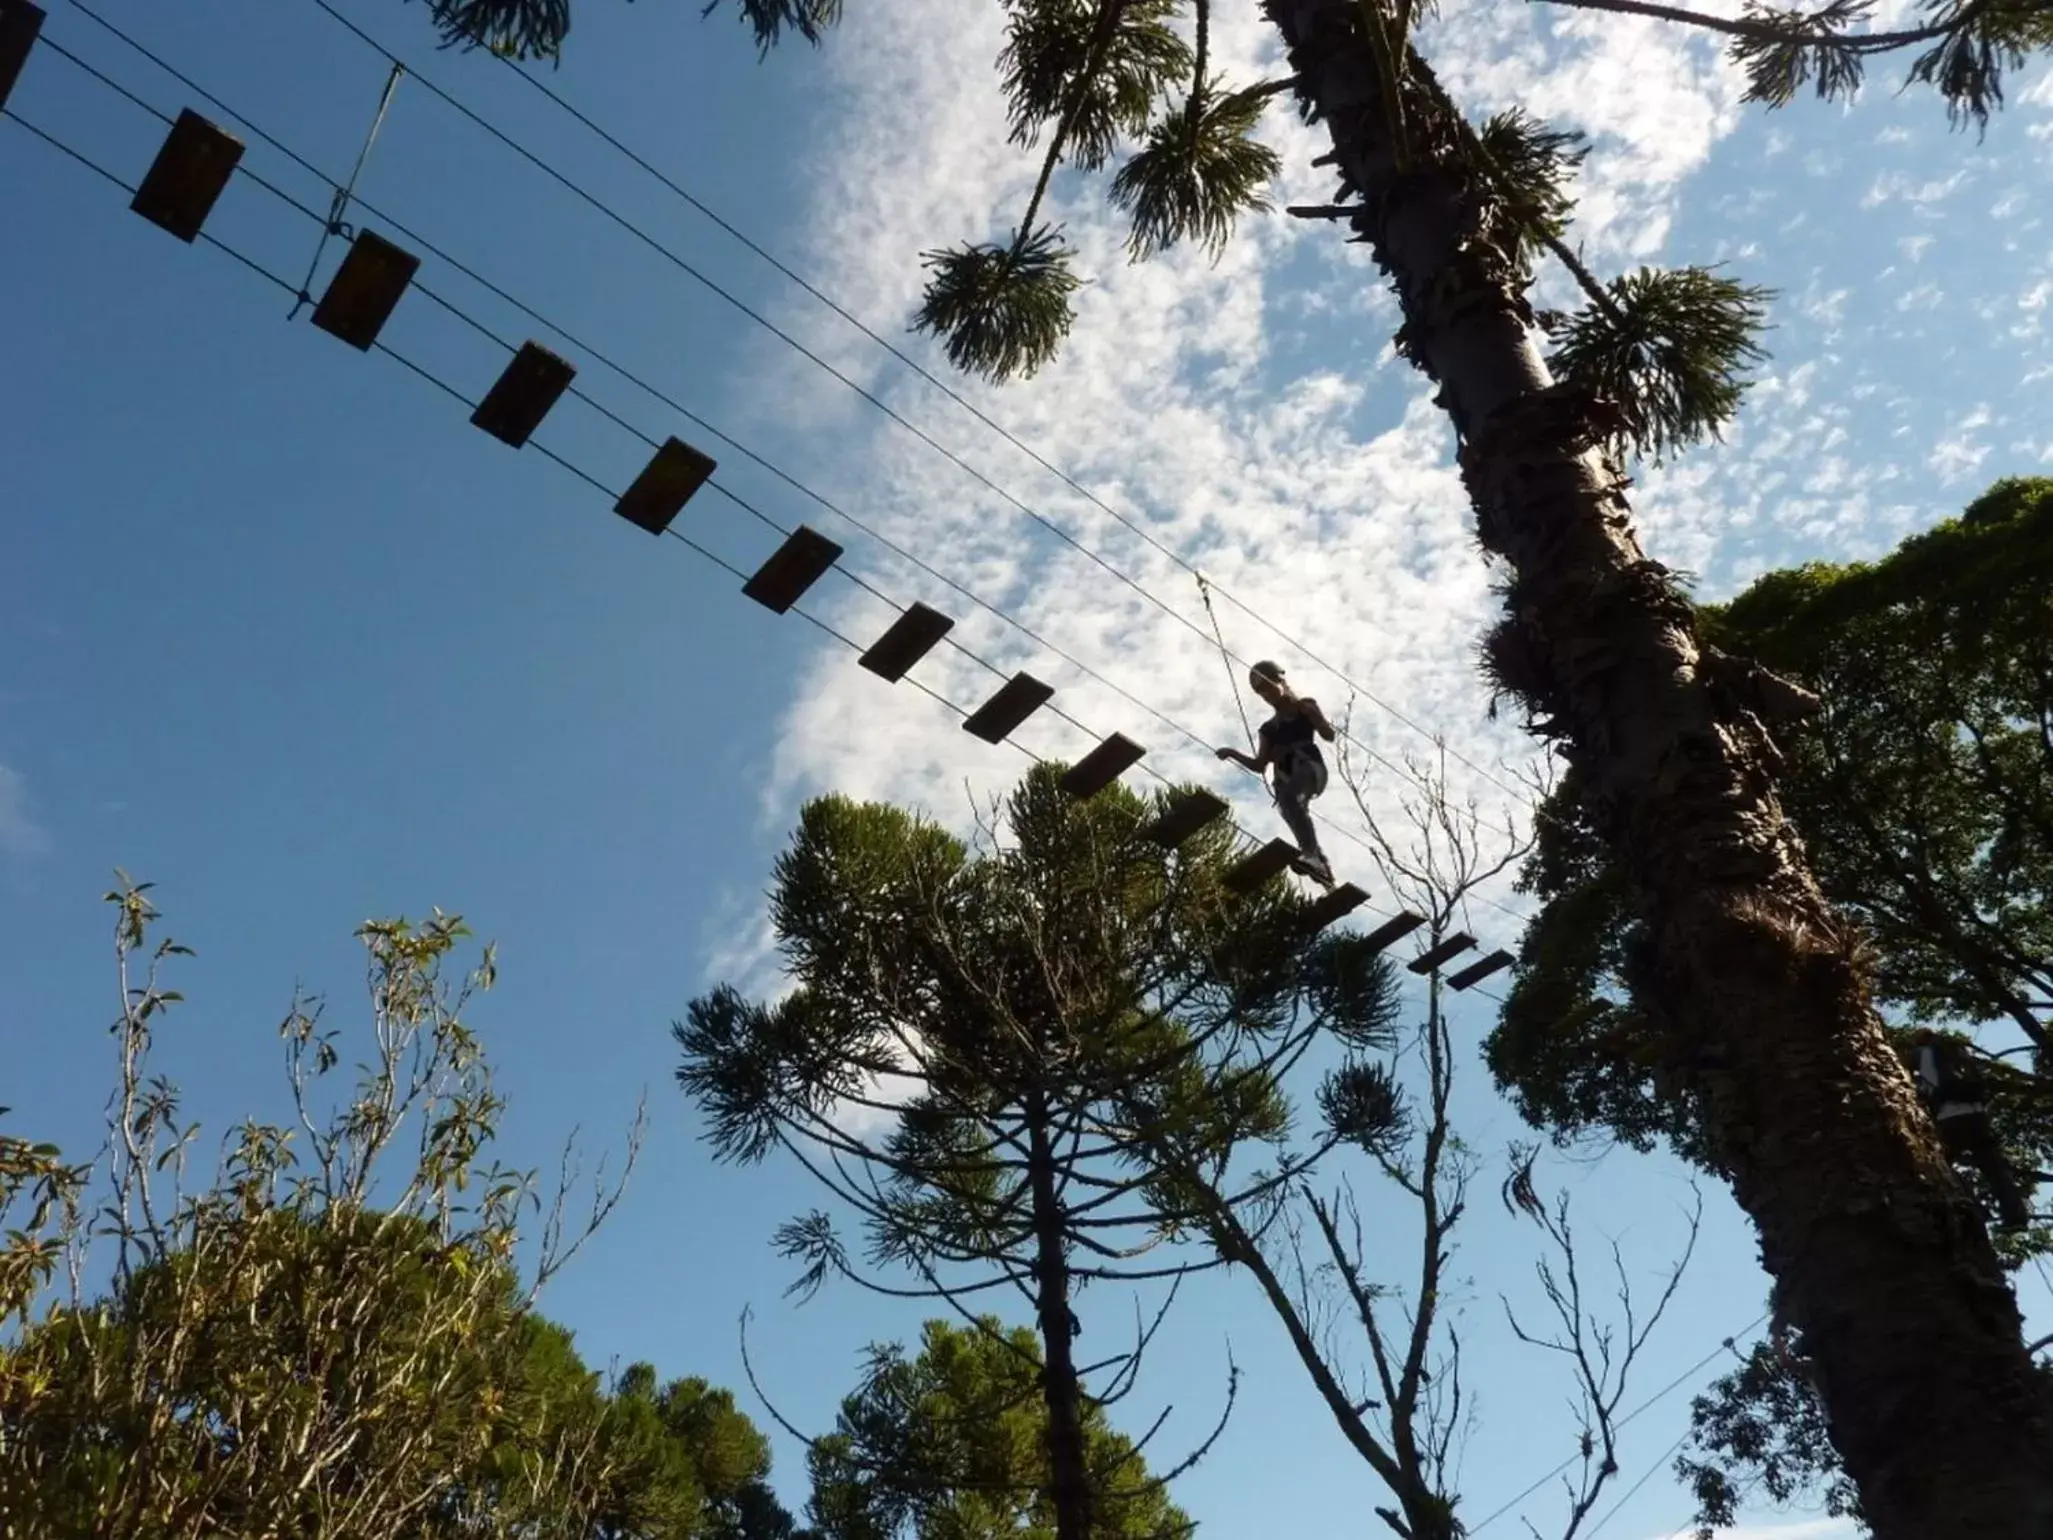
[1294,854,1337,890]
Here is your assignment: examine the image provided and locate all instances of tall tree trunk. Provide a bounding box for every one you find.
[1026,1101,1094,1540]
[1259,1,2053,1534]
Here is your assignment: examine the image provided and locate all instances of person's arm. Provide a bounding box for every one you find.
[1216,745,1268,773]
[1300,697,1337,742]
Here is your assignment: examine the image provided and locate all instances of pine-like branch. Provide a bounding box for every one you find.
[422,0,844,59]
[1531,0,2053,128]
[1111,79,1285,261]
[1543,266,1776,462]
[1000,0,1193,170]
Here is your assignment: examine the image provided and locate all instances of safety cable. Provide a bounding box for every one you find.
[1,96,1523,1007]
[28,14,1543,934]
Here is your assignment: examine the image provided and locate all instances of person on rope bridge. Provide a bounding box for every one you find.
[1215,660,1338,889]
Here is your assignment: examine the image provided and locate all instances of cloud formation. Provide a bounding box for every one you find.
[706,1,2052,982]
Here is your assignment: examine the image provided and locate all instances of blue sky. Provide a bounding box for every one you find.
[2,0,2049,1536]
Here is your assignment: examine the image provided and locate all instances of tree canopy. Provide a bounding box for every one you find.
[678,765,1400,1540]
[805,1317,1192,1540]
[1489,480,2053,1534]
[1489,476,2053,1192]
[0,878,797,1540]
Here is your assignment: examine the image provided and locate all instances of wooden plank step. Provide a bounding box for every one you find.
[1408,932,1477,975]
[1448,949,1515,991]
[1224,838,1298,895]
[743,525,842,614]
[311,229,418,351]
[615,436,715,535]
[860,602,953,682]
[962,673,1053,744]
[471,341,575,448]
[130,108,242,243]
[1058,733,1145,799]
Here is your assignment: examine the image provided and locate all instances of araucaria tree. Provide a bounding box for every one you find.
[438,2,2053,1533]
[676,765,1395,1540]
[805,1316,1193,1539]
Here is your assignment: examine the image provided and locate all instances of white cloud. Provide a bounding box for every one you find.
[0,764,48,858]
[692,0,2023,997]
[739,0,1759,870]
[1929,404,1995,484]
[1862,167,1972,209]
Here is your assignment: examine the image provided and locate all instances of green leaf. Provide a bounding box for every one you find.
[1906,0,2053,132]
[1472,107,1587,269]
[422,0,571,59]
[1317,1059,1410,1155]
[721,0,845,55]
[913,227,1083,383]
[998,0,1192,171]
[1726,0,1872,112]
[1110,80,1284,262]
[1545,265,1775,462]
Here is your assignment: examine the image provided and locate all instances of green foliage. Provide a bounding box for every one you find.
[999,0,1193,171]
[1542,266,1775,463]
[1110,82,1284,261]
[1315,1058,1410,1156]
[1482,760,1712,1162]
[913,231,1085,383]
[1709,475,2053,1033]
[0,1114,83,1327]
[0,878,787,1539]
[1905,0,2053,130]
[1673,1334,1864,1538]
[1471,107,1588,270]
[1492,479,2053,1526]
[677,764,1380,1286]
[422,0,570,58]
[1726,0,1878,113]
[806,1318,1193,1540]
[419,0,842,60]
[678,765,1390,1534]
[1494,478,2053,1183]
[723,0,847,56]
[1724,0,2053,132]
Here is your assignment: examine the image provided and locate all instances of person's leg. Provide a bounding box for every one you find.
[1274,757,1333,880]
[1943,1117,2033,1233]
[1963,1120,2034,1232]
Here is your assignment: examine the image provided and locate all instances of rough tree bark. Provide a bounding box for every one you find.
[1026,1101,1095,1540]
[1259,1,2053,1534]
